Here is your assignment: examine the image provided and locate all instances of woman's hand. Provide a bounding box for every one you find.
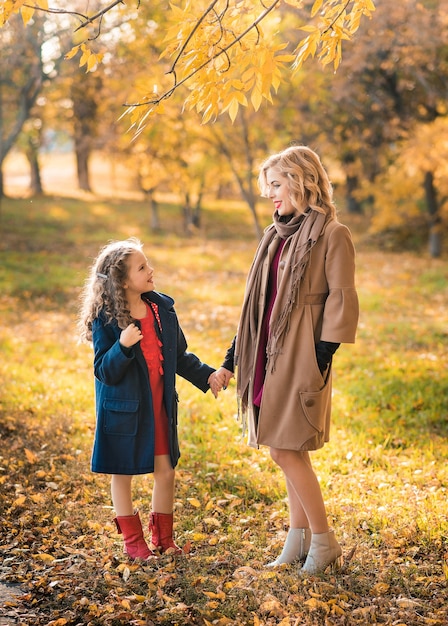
[214,367,234,390]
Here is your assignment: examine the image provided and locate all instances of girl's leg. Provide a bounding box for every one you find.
[111,474,152,559]
[152,455,175,513]
[149,455,182,554]
[270,448,329,534]
[111,474,133,516]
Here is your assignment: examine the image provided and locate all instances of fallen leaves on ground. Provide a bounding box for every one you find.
[1,410,447,625]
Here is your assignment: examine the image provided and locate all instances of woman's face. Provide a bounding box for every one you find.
[266,166,295,216]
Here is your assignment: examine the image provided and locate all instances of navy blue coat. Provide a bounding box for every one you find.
[91,291,215,474]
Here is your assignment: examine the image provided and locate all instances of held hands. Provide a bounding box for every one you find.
[207,367,234,399]
[119,323,143,348]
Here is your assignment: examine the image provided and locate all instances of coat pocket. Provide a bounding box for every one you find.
[102,399,139,436]
[299,383,331,434]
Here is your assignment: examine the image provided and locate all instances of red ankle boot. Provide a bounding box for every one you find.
[149,512,183,554]
[114,510,154,560]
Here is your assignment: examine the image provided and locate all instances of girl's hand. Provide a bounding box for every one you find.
[119,323,143,348]
[208,372,220,398]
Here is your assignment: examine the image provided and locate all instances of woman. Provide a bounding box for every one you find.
[217,146,359,574]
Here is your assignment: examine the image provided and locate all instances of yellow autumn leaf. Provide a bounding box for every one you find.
[371,582,390,595]
[20,6,34,25]
[33,553,56,563]
[130,594,146,603]
[331,603,346,616]
[79,48,90,68]
[12,494,26,508]
[203,590,226,600]
[187,497,201,508]
[304,597,323,609]
[25,448,39,464]
[65,45,80,60]
[250,86,263,111]
[260,597,285,617]
[228,98,239,123]
[311,0,323,17]
[87,54,98,72]
[30,493,44,504]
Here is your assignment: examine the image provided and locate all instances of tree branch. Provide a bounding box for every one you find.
[74,0,126,32]
[126,0,281,109]
[322,0,352,34]
[170,0,221,72]
[22,0,126,31]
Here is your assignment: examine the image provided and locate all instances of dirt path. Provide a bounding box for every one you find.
[0,582,25,625]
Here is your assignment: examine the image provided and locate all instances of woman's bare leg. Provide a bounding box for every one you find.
[270,448,329,534]
[285,477,309,528]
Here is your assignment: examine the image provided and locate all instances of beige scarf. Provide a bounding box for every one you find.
[235,208,328,417]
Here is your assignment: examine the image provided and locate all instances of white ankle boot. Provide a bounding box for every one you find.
[300,530,342,574]
[266,527,311,567]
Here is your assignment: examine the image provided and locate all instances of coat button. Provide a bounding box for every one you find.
[305,399,315,407]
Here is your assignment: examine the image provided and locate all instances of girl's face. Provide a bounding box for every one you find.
[266,166,295,216]
[123,250,155,295]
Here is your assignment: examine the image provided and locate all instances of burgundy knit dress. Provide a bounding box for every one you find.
[253,238,286,407]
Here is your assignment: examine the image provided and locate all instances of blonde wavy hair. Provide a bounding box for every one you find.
[78,237,143,343]
[258,145,337,219]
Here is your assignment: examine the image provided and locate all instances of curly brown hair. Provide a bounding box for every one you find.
[78,237,143,343]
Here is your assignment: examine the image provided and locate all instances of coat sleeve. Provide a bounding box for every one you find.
[320,223,359,343]
[175,323,215,393]
[92,317,135,386]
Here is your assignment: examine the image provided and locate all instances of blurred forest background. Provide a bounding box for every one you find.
[1,0,448,256]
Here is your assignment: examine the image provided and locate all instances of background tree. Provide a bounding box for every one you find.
[71,68,102,192]
[0,14,45,196]
[323,0,448,228]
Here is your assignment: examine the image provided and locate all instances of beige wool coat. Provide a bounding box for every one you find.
[246,218,359,451]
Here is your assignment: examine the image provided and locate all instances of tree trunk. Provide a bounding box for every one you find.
[26,135,44,195]
[210,114,262,239]
[345,174,363,214]
[183,192,194,236]
[71,72,100,193]
[75,140,91,192]
[424,170,441,258]
[145,189,160,231]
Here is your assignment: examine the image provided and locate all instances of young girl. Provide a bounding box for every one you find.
[79,238,221,560]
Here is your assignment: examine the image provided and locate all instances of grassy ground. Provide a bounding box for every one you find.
[0,192,447,625]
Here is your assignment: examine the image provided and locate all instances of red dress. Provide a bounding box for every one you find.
[138,302,170,455]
